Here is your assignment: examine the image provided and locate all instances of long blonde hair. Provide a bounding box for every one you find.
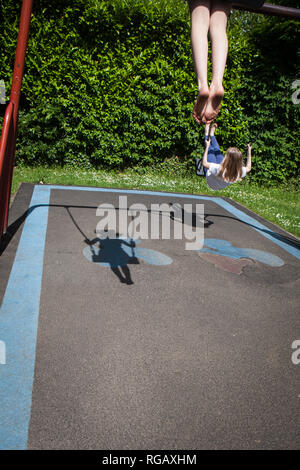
[218,147,243,182]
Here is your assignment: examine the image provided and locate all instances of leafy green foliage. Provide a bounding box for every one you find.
[0,0,299,184]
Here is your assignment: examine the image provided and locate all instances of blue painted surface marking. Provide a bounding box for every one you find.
[199,239,284,267]
[0,185,50,450]
[0,184,299,449]
[134,247,173,266]
[210,198,300,261]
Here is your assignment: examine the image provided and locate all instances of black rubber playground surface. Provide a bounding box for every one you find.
[0,182,300,450]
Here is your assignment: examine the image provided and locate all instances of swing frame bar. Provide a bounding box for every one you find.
[232,2,300,20]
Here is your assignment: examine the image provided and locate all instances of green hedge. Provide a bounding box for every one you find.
[0,0,299,184]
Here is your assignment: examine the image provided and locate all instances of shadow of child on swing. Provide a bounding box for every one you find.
[84,229,139,285]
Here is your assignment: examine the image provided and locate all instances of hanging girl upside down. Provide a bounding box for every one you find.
[202,123,252,190]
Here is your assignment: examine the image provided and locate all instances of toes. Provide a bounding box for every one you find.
[192,112,201,124]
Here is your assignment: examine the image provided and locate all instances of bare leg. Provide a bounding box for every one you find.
[204,0,231,122]
[204,122,217,137]
[188,0,211,124]
[210,122,218,135]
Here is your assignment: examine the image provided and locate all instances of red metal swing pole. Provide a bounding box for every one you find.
[0,0,33,240]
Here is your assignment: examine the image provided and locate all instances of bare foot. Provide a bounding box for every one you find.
[193,87,209,124]
[204,85,224,123]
